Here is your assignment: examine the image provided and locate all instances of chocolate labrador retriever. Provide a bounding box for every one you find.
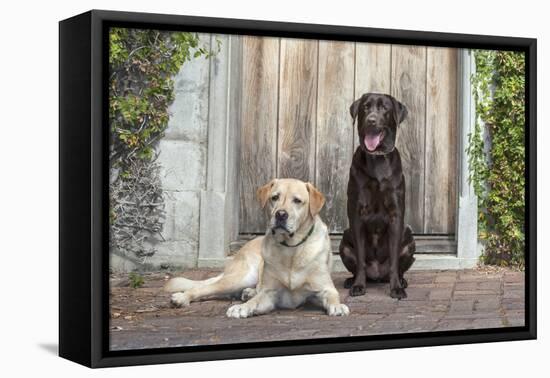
[339,93,415,299]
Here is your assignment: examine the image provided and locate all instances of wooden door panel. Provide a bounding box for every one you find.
[238,36,280,233]
[391,45,427,234]
[425,47,458,234]
[238,40,457,239]
[316,40,355,233]
[354,43,392,152]
[277,39,318,182]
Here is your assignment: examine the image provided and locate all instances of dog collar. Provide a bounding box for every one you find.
[280,224,315,248]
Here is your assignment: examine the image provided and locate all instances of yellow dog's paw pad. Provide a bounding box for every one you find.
[328,304,350,316]
[226,304,254,318]
[170,292,190,307]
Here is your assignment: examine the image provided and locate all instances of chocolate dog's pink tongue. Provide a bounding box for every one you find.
[364,132,382,151]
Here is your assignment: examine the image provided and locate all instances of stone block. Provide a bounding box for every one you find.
[455,282,478,291]
[158,140,206,191]
[507,317,525,327]
[434,273,457,283]
[109,252,138,273]
[503,290,525,299]
[474,297,501,311]
[502,299,525,310]
[471,318,505,329]
[429,288,453,301]
[450,300,474,313]
[164,34,211,142]
[478,280,502,291]
[503,272,524,283]
[404,287,430,300]
[161,190,200,243]
[435,318,474,331]
[198,190,228,261]
[409,274,436,284]
[149,240,198,269]
[454,290,499,298]
[457,272,486,282]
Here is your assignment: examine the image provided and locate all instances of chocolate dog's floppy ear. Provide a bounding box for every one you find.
[257,179,277,208]
[392,97,408,125]
[350,93,368,125]
[349,98,361,125]
[305,182,326,217]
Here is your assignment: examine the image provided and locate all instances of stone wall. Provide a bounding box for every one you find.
[110,34,241,272]
[154,33,210,269]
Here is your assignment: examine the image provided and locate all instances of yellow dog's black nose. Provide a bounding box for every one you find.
[275,210,288,222]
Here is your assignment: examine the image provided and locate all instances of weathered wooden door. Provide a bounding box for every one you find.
[237,37,458,252]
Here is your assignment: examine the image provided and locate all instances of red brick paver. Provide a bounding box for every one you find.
[109,268,525,351]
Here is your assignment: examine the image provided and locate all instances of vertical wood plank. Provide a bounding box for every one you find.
[277,38,318,182]
[316,41,355,233]
[391,45,427,233]
[354,43,392,150]
[355,43,392,95]
[239,36,280,233]
[425,47,458,234]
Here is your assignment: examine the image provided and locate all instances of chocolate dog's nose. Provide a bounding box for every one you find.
[275,210,288,222]
[366,116,377,126]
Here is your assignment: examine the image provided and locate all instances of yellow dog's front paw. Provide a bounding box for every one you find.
[226,304,254,318]
[170,292,190,308]
[327,303,350,316]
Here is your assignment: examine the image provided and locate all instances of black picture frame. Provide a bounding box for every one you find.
[59,9,537,368]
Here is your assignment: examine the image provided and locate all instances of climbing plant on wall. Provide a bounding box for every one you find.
[109,28,215,262]
[468,50,526,268]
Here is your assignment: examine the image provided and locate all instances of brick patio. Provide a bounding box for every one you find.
[109,268,525,351]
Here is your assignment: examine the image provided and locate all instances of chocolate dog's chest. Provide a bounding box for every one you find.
[358,179,398,225]
[355,179,400,258]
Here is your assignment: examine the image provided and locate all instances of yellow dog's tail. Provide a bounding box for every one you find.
[163,274,224,293]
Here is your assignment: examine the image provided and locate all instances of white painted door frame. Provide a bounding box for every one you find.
[413,49,480,269]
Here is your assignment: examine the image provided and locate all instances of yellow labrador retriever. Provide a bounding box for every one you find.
[164,178,349,318]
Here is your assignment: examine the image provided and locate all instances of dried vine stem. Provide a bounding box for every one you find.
[110,157,165,261]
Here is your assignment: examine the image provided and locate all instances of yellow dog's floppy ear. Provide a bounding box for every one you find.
[306,182,326,217]
[257,179,277,208]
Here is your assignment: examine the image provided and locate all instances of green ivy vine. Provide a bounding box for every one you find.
[467,50,526,268]
[109,28,214,163]
[109,28,215,261]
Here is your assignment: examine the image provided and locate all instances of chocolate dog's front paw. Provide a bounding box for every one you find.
[390,287,407,299]
[350,284,366,296]
[343,277,354,289]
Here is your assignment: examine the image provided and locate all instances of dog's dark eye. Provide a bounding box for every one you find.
[293,198,302,204]
[271,194,279,201]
